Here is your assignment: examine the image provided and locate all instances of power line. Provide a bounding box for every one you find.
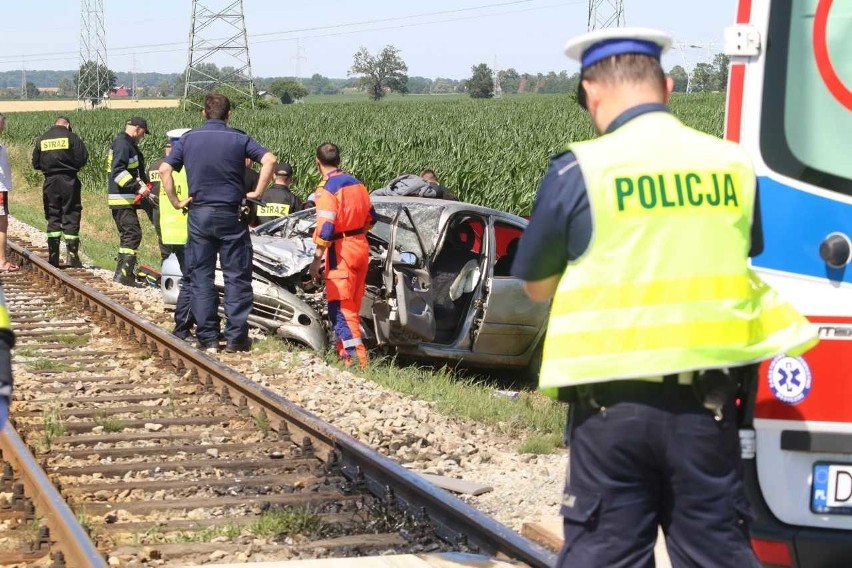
[0,0,581,67]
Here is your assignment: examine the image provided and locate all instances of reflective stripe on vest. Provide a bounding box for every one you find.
[539,112,818,393]
[160,168,189,245]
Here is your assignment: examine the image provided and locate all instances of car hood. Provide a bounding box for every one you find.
[251,234,316,278]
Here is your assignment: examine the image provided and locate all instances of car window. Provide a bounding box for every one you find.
[373,202,443,256]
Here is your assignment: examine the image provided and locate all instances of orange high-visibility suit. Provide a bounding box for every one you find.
[313,170,376,367]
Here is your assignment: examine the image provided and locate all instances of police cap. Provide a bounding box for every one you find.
[564,27,672,70]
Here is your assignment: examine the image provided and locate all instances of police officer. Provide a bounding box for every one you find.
[158,128,195,341]
[249,162,302,226]
[309,143,376,368]
[512,28,818,568]
[32,116,89,267]
[159,94,275,353]
[107,116,150,285]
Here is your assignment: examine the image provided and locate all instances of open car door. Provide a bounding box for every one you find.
[372,207,436,345]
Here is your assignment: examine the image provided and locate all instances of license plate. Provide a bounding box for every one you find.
[812,463,852,514]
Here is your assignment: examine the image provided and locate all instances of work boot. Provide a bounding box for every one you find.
[65,239,83,268]
[47,237,61,268]
[113,253,140,287]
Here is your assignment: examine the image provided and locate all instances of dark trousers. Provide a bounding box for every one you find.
[186,207,253,345]
[138,198,171,261]
[111,207,142,251]
[43,174,82,236]
[557,378,760,568]
[172,245,195,337]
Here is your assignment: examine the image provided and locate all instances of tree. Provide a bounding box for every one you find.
[57,77,73,97]
[407,76,433,94]
[306,73,339,95]
[690,62,714,92]
[711,53,730,91]
[497,68,521,94]
[74,61,117,99]
[468,63,494,99]
[349,45,408,100]
[669,65,689,93]
[268,79,308,104]
[23,81,39,98]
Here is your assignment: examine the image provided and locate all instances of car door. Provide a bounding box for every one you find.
[470,217,549,356]
[372,206,436,345]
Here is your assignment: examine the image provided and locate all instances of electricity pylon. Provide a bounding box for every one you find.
[183,0,256,109]
[78,0,109,108]
[588,0,625,31]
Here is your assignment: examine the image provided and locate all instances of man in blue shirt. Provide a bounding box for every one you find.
[159,94,276,353]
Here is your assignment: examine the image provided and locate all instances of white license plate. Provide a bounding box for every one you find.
[812,463,852,514]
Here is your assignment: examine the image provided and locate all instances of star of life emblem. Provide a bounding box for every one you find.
[767,355,812,405]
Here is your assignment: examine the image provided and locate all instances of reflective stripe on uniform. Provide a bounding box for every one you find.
[46,231,62,238]
[118,247,137,255]
[317,210,336,220]
[342,338,362,348]
[109,194,137,205]
[0,305,10,329]
[63,234,79,240]
[114,171,134,187]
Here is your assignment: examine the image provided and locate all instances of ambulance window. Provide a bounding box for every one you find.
[761,0,852,194]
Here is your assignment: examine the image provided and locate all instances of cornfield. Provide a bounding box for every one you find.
[2,93,724,215]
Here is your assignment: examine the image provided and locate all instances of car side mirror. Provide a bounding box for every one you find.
[399,251,418,266]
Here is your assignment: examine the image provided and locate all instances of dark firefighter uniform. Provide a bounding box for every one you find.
[107,118,149,285]
[251,185,302,225]
[313,170,376,368]
[31,121,88,267]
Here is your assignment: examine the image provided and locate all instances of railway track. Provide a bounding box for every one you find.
[0,239,556,567]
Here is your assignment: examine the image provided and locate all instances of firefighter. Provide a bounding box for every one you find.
[158,129,195,341]
[0,282,13,429]
[159,94,276,353]
[512,28,818,567]
[107,116,150,286]
[309,143,376,368]
[144,139,176,263]
[31,116,89,268]
[249,162,302,226]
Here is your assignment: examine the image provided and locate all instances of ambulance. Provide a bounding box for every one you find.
[725,0,852,565]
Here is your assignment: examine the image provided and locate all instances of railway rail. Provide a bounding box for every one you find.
[0,238,556,567]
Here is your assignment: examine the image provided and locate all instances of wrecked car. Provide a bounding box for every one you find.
[161,197,549,373]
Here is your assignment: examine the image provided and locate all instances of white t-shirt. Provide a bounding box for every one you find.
[0,143,10,192]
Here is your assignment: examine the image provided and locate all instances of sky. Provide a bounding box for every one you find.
[0,0,738,79]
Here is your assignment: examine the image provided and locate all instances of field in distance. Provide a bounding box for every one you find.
[0,99,181,112]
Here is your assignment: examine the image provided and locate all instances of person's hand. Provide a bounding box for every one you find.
[173,196,192,210]
[309,257,324,281]
[246,190,262,201]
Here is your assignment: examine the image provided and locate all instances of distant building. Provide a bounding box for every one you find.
[110,85,131,98]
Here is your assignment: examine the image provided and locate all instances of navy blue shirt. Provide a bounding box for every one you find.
[512,104,763,281]
[165,119,268,206]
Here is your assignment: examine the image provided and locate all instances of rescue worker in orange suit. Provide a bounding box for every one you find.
[309,143,376,368]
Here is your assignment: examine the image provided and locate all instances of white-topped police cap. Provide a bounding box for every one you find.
[565,27,673,70]
[166,128,191,144]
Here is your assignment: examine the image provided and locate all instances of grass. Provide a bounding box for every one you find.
[40,403,66,452]
[51,331,90,346]
[27,358,72,372]
[93,412,125,433]
[518,433,564,455]
[249,508,323,538]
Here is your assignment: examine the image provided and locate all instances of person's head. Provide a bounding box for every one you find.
[125,116,149,141]
[0,113,5,136]
[165,127,190,157]
[315,142,341,173]
[447,221,475,250]
[55,116,71,131]
[565,28,673,133]
[420,169,439,184]
[274,162,293,184]
[203,93,231,122]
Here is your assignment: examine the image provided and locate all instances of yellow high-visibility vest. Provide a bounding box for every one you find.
[539,111,817,395]
[159,167,189,245]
